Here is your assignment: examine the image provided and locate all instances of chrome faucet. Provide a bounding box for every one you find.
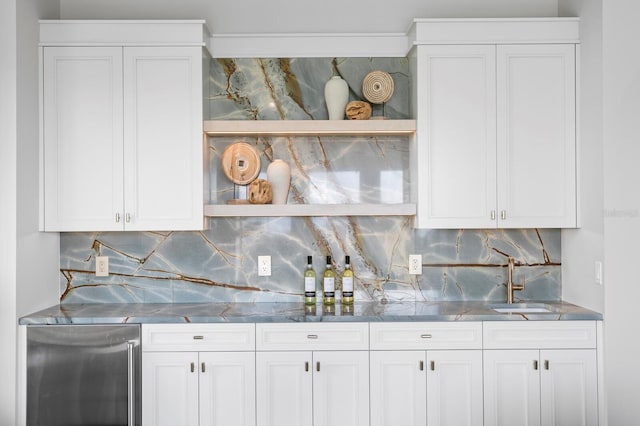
[506,257,525,304]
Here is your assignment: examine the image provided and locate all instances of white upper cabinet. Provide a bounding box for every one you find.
[496,44,576,228]
[413,45,497,229]
[410,19,579,229]
[42,47,125,231]
[40,21,208,232]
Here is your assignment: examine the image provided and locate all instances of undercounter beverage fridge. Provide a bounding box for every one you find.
[27,324,141,426]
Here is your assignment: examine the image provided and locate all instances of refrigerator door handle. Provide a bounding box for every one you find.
[127,340,136,426]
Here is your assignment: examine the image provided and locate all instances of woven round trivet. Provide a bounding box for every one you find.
[362,70,394,104]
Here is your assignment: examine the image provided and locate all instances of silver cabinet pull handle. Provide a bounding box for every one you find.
[307,334,318,339]
[491,210,496,220]
[316,362,320,372]
[125,213,131,223]
[191,362,195,373]
[116,213,121,223]
[193,336,204,340]
[420,334,432,339]
[534,360,539,370]
[127,341,135,426]
[201,362,206,373]
[501,210,507,220]
[544,360,550,370]
[419,361,424,371]
[430,361,435,371]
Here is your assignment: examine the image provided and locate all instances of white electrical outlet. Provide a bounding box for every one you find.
[595,261,603,285]
[96,256,109,277]
[258,256,271,276]
[409,254,422,275]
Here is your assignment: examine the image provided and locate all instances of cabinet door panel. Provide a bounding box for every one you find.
[142,352,199,426]
[497,44,576,228]
[484,349,541,426]
[123,46,203,231]
[42,46,124,231]
[540,350,598,426]
[370,351,426,426]
[256,351,312,426]
[416,45,497,228]
[313,351,369,426]
[200,352,256,426]
[427,350,483,426]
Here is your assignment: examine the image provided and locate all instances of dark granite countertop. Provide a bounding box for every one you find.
[19,301,602,325]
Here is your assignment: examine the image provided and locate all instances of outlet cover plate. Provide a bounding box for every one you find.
[409,254,422,275]
[258,255,271,276]
[96,256,109,277]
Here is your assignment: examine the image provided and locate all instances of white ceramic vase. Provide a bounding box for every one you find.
[324,76,349,120]
[267,159,291,204]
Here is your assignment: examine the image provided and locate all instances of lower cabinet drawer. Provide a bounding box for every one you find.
[142,323,255,351]
[370,321,483,350]
[256,322,369,351]
[483,320,597,349]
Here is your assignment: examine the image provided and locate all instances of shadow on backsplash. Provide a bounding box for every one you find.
[58,57,561,304]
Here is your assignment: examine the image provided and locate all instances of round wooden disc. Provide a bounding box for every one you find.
[362,70,394,104]
[221,142,261,185]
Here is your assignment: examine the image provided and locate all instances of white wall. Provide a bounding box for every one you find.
[558,0,604,313]
[16,0,61,318]
[1,1,60,424]
[0,0,18,423]
[601,0,640,423]
[60,0,559,33]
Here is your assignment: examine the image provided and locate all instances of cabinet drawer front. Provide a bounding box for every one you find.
[142,323,255,351]
[483,321,597,349]
[370,322,482,350]
[256,323,369,351]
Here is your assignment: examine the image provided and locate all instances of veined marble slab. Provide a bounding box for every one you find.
[19,301,601,325]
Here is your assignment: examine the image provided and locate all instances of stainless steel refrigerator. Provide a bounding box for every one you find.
[27,324,141,426]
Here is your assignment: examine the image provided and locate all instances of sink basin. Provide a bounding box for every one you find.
[490,303,553,313]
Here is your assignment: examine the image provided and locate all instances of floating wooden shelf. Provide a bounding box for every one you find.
[203,119,416,136]
[204,203,417,217]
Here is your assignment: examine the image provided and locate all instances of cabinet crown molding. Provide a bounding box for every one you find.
[409,18,580,46]
[39,20,212,55]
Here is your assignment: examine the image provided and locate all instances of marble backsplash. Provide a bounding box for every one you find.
[59,57,561,304]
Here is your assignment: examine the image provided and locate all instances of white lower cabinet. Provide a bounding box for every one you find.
[142,324,256,426]
[483,321,599,426]
[369,322,484,426]
[255,323,370,426]
[140,320,601,426]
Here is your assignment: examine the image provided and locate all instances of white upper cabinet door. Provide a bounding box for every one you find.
[496,44,577,228]
[426,350,483,426]
[123,46,203,231]
[199,352,256,426]
[42,47,124,231]
[540,349,598,426]
[416,45,497,229]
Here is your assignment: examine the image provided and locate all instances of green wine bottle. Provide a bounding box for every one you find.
[304,256,316,306]
[322,256,336,305]
[341,255,354,305]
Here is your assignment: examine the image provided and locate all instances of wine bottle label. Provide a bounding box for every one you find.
[323,277,335,293]
[342,277,354,292]
[304,276,315,292]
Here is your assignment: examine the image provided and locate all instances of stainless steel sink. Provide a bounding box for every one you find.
[490,303,553,313]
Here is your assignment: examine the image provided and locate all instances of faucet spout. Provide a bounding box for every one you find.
[506,257,525,304]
